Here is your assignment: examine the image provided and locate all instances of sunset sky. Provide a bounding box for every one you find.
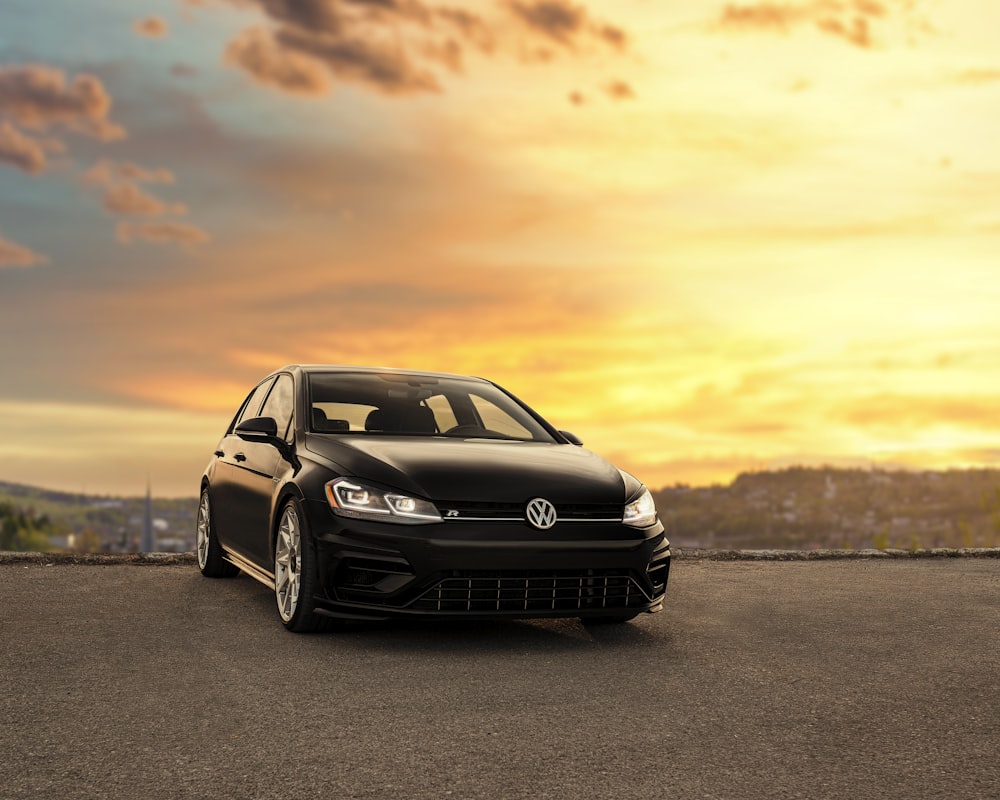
[2,0,999,497]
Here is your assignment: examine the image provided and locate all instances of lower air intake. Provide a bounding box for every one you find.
[410,569,650,613]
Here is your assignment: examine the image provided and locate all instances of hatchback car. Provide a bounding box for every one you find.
[197,365,670,631]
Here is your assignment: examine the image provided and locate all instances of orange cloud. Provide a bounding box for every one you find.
[82,159,175,185]
[103,183,187,216]
[953,68,1000,85]
[717,0,895,48]
[224,26,332,95]
[273,25,443,95]
[720,2,810,31]
[0,64,125,140]
[133,16,169,38]
[836,394,1000,432]
[79,159,206,246]
[0,120,63,173]
[207,0,631,98]
[604,79,635,100]
[508,1,627,51]
[115,221,210,245]
[0,233,47,268]
[435,7,495,53]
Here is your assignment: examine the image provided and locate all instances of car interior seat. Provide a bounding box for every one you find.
[365,403,437,434]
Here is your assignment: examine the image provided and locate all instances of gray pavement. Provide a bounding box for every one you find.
[1,559,997,800]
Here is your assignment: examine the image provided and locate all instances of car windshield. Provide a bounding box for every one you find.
[307,372,557,442]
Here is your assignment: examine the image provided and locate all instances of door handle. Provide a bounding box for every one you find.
[234,452,247,462]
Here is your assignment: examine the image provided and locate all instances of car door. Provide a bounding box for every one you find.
[236,373,296,565]
[225,373,296,568]
[212,377,276,564]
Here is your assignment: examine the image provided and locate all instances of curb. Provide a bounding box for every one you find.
[673,547,1000,561]
[2,548,998,565]
[0,552,197,565]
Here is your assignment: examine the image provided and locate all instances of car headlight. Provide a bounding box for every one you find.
[325,478,442,524]
[623,487,657,528]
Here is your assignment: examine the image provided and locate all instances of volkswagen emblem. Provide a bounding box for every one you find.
[525,497,557,530]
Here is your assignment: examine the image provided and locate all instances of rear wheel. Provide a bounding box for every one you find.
[196,489,238,578]
[274,498,332,633]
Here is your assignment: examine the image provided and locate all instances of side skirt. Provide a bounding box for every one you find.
[223,548,275,590]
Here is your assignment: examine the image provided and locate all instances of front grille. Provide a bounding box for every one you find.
[557,502,623,520]
[437,501,622,522]
[410,569,650,613]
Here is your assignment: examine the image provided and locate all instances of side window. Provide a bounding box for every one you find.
[470,394,532,439]
[260,374,294,441]
[425,394,458,432]
[232,378,275,431]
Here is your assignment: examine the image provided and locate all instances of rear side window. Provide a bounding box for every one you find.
[232,378,276,431]
[260,374,294,441]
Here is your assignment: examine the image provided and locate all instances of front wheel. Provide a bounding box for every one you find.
[274,498,332,633]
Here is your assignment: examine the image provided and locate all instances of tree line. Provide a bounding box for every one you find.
[652,466,1000,550]
[0,502,57,552]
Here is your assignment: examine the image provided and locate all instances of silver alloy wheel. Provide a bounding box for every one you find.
[196,491,211,570]
[275,505,301,623]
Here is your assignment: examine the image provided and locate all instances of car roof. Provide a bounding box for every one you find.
[275,365,491,384]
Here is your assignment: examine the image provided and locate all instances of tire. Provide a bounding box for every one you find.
[196,489,239,578]
[274,497,333,633]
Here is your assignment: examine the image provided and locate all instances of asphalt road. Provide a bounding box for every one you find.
[1,559,997,800]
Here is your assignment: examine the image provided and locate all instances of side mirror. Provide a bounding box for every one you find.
[558,430,584,446]
[235,416,279,440]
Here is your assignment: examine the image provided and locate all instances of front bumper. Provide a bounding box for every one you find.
[304,498,671,621]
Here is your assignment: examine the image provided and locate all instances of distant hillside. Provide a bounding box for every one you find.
[0,481,197,553]
[654,466,1000,550]
[5,466,1000,553]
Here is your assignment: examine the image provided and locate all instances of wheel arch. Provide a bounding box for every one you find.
[270,483,307,564]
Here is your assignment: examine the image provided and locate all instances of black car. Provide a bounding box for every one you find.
[197,365,670,631]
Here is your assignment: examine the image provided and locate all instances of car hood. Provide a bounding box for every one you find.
[303,435,627,504]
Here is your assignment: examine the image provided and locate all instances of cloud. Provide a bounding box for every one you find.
[81,159,175,186]
[0,64,126,140]
[836,393,1000,432]
[436,7,495,53]
[0,233,47,268]
[508,0,628,51]
[170,63,199,78]
[274,24,442,95]
[103,182,188,216]
[953,68,1000,85]
[224,26,332,95]
[716,0,894,49]
[133,16,169,37]
[509,0,586,47]
[204,0,630,98]
[604,79,635,101]
[593,22,627,51]
[0,120,64,173]
[719,2,810,31]
[115,221,211,245]
[79,159,205,245]
[243,0,344,34]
